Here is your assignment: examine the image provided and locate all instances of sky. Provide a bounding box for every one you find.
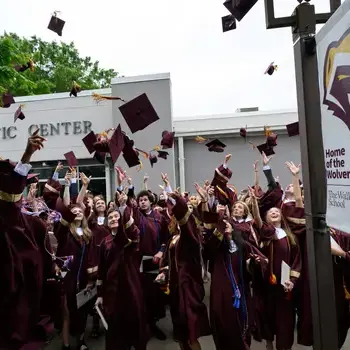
[0,0,341,117]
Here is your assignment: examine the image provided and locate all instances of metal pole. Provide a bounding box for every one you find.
[292,3,338,349]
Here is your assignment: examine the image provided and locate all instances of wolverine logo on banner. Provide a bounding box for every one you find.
[323,27,350,131]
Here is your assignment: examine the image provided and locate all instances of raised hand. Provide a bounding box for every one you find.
[22,128,46,163]
[247,186,256,199]
[285,161,301,176]
[224,154,232,164]
[64,172,72,186]
[116,191,128,206]
[143,174,149,183]
[161,172,169,185]
[194,183,208,201]
[262,151,274,166]
[253,160,259,172]
[80,172,91,187]
[208,186,215,197]
[55,161,63,173]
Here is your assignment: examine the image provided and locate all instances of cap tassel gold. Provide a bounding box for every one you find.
[73,81,81,90]
[264,125,272,137]
[216,185,229,199]
[135,148,149,159]
[195,136,207,143]
[28,59,35,72]
[92,92,126,103]
[137,160,143,172]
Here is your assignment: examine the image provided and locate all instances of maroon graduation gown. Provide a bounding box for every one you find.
[54,223,98,335]
[0,209,55,350]
[97,216,149,349]
[131,206,170,322]
[260,222,302,350]
[206,226,268,350]
[281,202,311,346]
[164,198,211,343]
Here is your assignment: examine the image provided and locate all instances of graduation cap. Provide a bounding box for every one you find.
[157,150,169,160]
[26,173,39,186]
[161,130,175,149]
[119,93,159,134]
[123,142,141,168]
[48,12,65,36]
[14,105,25,122]
[222,14,236,33]
[94,151,106,165]
[239,127,247,138]
[206,139,226,153]
[70,81,81,97]
[265,62,278,76]
[286,122,299,137]
[64,151,78,167]
[56,198,77,223]
[228,0,259,21]
[82,131,98,154]
[149,154,158,167]
[109,125,125,164]
[256,143,275,157]
[0,93,15,108]
[14,60,35,73]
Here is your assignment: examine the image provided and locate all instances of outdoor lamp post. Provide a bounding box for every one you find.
[222,0,342,349]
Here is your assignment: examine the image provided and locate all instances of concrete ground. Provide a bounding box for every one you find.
[46,281,350,350]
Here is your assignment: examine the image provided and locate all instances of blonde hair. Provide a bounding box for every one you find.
[232,200,251,219]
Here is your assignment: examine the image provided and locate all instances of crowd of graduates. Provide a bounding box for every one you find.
[2,129,350,350]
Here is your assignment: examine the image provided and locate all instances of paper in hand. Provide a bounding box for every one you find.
[281,260,291,288]
[76,287,97,309]
[95,305,108,330]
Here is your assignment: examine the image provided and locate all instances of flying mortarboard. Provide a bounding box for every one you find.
[64,151,78,167]
[225,0,258,21]
[161,130,175,149]
[123,146,141,168]
[149,154,158,167]
[119,93,160,134]
[222,14,236,33]
[82,131,98,154]
[265,62,278,76]
[26,173,40,185]
[0,93,15,108]
[239,127,247,138]
[286,122,299,137]
[14,105,25,123]
[206,139,226,153]
[157,150,169,160]
[70,81,81,97]
[264,126,278,147]
[109,125,125,164]
[14,60,35,73]
[94,151,106,165]
[256,143,275,157]
[48,12,65,36]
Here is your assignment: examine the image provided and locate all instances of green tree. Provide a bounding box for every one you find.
[0,32,118,97]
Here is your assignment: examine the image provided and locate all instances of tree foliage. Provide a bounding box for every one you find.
[0,33,118,96]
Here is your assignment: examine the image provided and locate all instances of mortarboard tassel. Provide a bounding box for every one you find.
[28,59,35,72]
[136,160,143,172]
[195,136,207,143]
[135,148,149,159]
[92,93,126,103]
[269,274,277,285]
[264,126,273,137]
[344,277,350,300]
[151,145,161,152]
[216,185,229,199]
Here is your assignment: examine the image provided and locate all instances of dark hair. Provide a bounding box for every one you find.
[137,190,154,203]
[107,207,121,217]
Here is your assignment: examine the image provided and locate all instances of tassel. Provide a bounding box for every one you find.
[264,125,272,137]
[92,92,126,103]
[216,185,229,199]
[135,148,149,159]
[136,160,143,172]
[248,141,256,150]
[28,59,35,72]
[269,274,277,285]
[72,81,81,90]
[194,136,207,143]
[152,145,161,152]
[344,283,350,300]
[160,283,170,295]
